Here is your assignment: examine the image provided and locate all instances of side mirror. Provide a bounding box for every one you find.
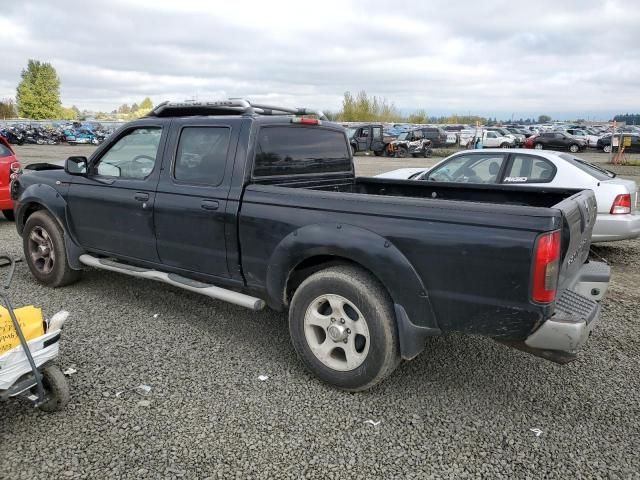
[65,156,88,176]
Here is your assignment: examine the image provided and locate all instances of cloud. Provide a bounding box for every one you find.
[1,0,638,118]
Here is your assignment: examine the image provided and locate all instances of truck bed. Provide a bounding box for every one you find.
[269,175,581,209]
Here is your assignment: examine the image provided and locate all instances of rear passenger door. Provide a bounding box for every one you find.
[153,119,241,278]
[501,153,557,185]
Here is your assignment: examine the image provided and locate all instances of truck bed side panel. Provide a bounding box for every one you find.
[239,185,559,339]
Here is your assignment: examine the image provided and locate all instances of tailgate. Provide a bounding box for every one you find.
[553,189,598,293]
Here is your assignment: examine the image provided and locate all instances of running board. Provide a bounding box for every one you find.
[78,254,265,311]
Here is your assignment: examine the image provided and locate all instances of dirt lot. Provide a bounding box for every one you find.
[0,145,639,479]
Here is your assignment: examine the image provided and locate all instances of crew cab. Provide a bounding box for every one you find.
[0,135,20,221]
[11,100,609,391]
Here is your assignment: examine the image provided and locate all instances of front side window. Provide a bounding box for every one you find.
[174,127,230,185]
[0,143,12,157]
[254,126,351,177]
[503,154,556,183]
[94,127,161,179]
[372,127,382,138]
[425,154,505,183]
[358,128,369,138]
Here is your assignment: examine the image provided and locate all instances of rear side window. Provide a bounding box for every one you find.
[503,154,556,183]
[174,127,230,185]
[254,126,351,177]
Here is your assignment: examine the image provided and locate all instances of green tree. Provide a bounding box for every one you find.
[117,104,131,114]
[338,90,402,122]
[16,59,62,119]
[407,109,429,124]
[140,97,153,109]
[0,98,17,118]
[60,106,79,120]
[538,114,552,123]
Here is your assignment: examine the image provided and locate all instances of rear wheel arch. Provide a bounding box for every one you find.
[265,224,438,331]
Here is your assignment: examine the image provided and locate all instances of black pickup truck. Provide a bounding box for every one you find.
[11,100,610,391]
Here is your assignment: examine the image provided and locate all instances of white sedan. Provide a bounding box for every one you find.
[377,149,640,243]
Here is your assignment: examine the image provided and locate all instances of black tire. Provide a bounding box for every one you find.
[603,145,612,153]
[350,144,357,156]
[2,209,15,221]
[500,142,510,148]
[23,210,81,287]
[395,146,408,158]
[373,150,383,157]
[289,265,401,391]
[36,365,70,412]
[569,144,580,153]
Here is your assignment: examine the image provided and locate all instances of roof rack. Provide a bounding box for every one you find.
[146,99,328,120]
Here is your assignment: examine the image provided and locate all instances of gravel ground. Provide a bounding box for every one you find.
[0,146,639,479]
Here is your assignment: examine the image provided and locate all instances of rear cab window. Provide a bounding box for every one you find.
[253,125,351,177]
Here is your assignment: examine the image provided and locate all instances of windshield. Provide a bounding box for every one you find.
[397,132,409,140]
[559,153,616,180]
[346,127,356,139]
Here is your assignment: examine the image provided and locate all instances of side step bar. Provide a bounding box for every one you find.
[78,254,265,311]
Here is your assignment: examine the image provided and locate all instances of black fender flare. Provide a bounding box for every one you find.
[265,223,440,358]
[16,183,84,270]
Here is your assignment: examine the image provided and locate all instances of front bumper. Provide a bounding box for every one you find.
[592,213,640,242]
[526,289,600,354]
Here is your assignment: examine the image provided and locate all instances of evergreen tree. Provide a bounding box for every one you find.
[16,60,62,119]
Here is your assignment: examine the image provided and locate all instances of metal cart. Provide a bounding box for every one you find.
[0,255,69,412]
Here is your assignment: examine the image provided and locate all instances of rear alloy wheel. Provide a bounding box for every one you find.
[569,144,580,153]
[1,209,14,221]
[534,143,544,150]
[500,142,510,148]
[603,145,612,153]
[289,265,400,391]
[395,146,409,158]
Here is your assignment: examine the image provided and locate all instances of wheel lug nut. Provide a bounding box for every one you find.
[331,318,335,323]
[340,319,345,324]
[343,339,348,343]
[347,328,351,334]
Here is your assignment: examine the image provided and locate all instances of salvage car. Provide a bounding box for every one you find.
[12,100,609,390]
[597,133,640,153]
[346,124,388,156]
[377,149,640,242]
[387,128,433,158]
[533,132,587,152]
[0,135,21,220]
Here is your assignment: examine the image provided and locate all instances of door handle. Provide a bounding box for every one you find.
[134,192,149,201]
[201,200,219,211]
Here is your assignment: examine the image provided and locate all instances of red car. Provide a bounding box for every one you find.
[0,136,21,221]
[523,134,539,149]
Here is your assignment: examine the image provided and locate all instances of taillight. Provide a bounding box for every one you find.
[532,230,561,303]
[291,117,322,125]
[610,194,631,214]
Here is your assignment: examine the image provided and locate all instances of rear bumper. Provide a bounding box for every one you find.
[525,289,601,354]
[592,213,640,242]
[567,261,610,301]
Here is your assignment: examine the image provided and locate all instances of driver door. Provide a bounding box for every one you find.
[66,122,168,262]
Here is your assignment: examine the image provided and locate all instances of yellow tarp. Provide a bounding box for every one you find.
[0,305,45,355]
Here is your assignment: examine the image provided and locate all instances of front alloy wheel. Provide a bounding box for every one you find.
[27,226,55,275]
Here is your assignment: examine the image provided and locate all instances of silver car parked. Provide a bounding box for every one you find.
[377,149,640,243]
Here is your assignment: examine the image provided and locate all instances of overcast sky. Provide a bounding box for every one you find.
[1,0,638,119]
